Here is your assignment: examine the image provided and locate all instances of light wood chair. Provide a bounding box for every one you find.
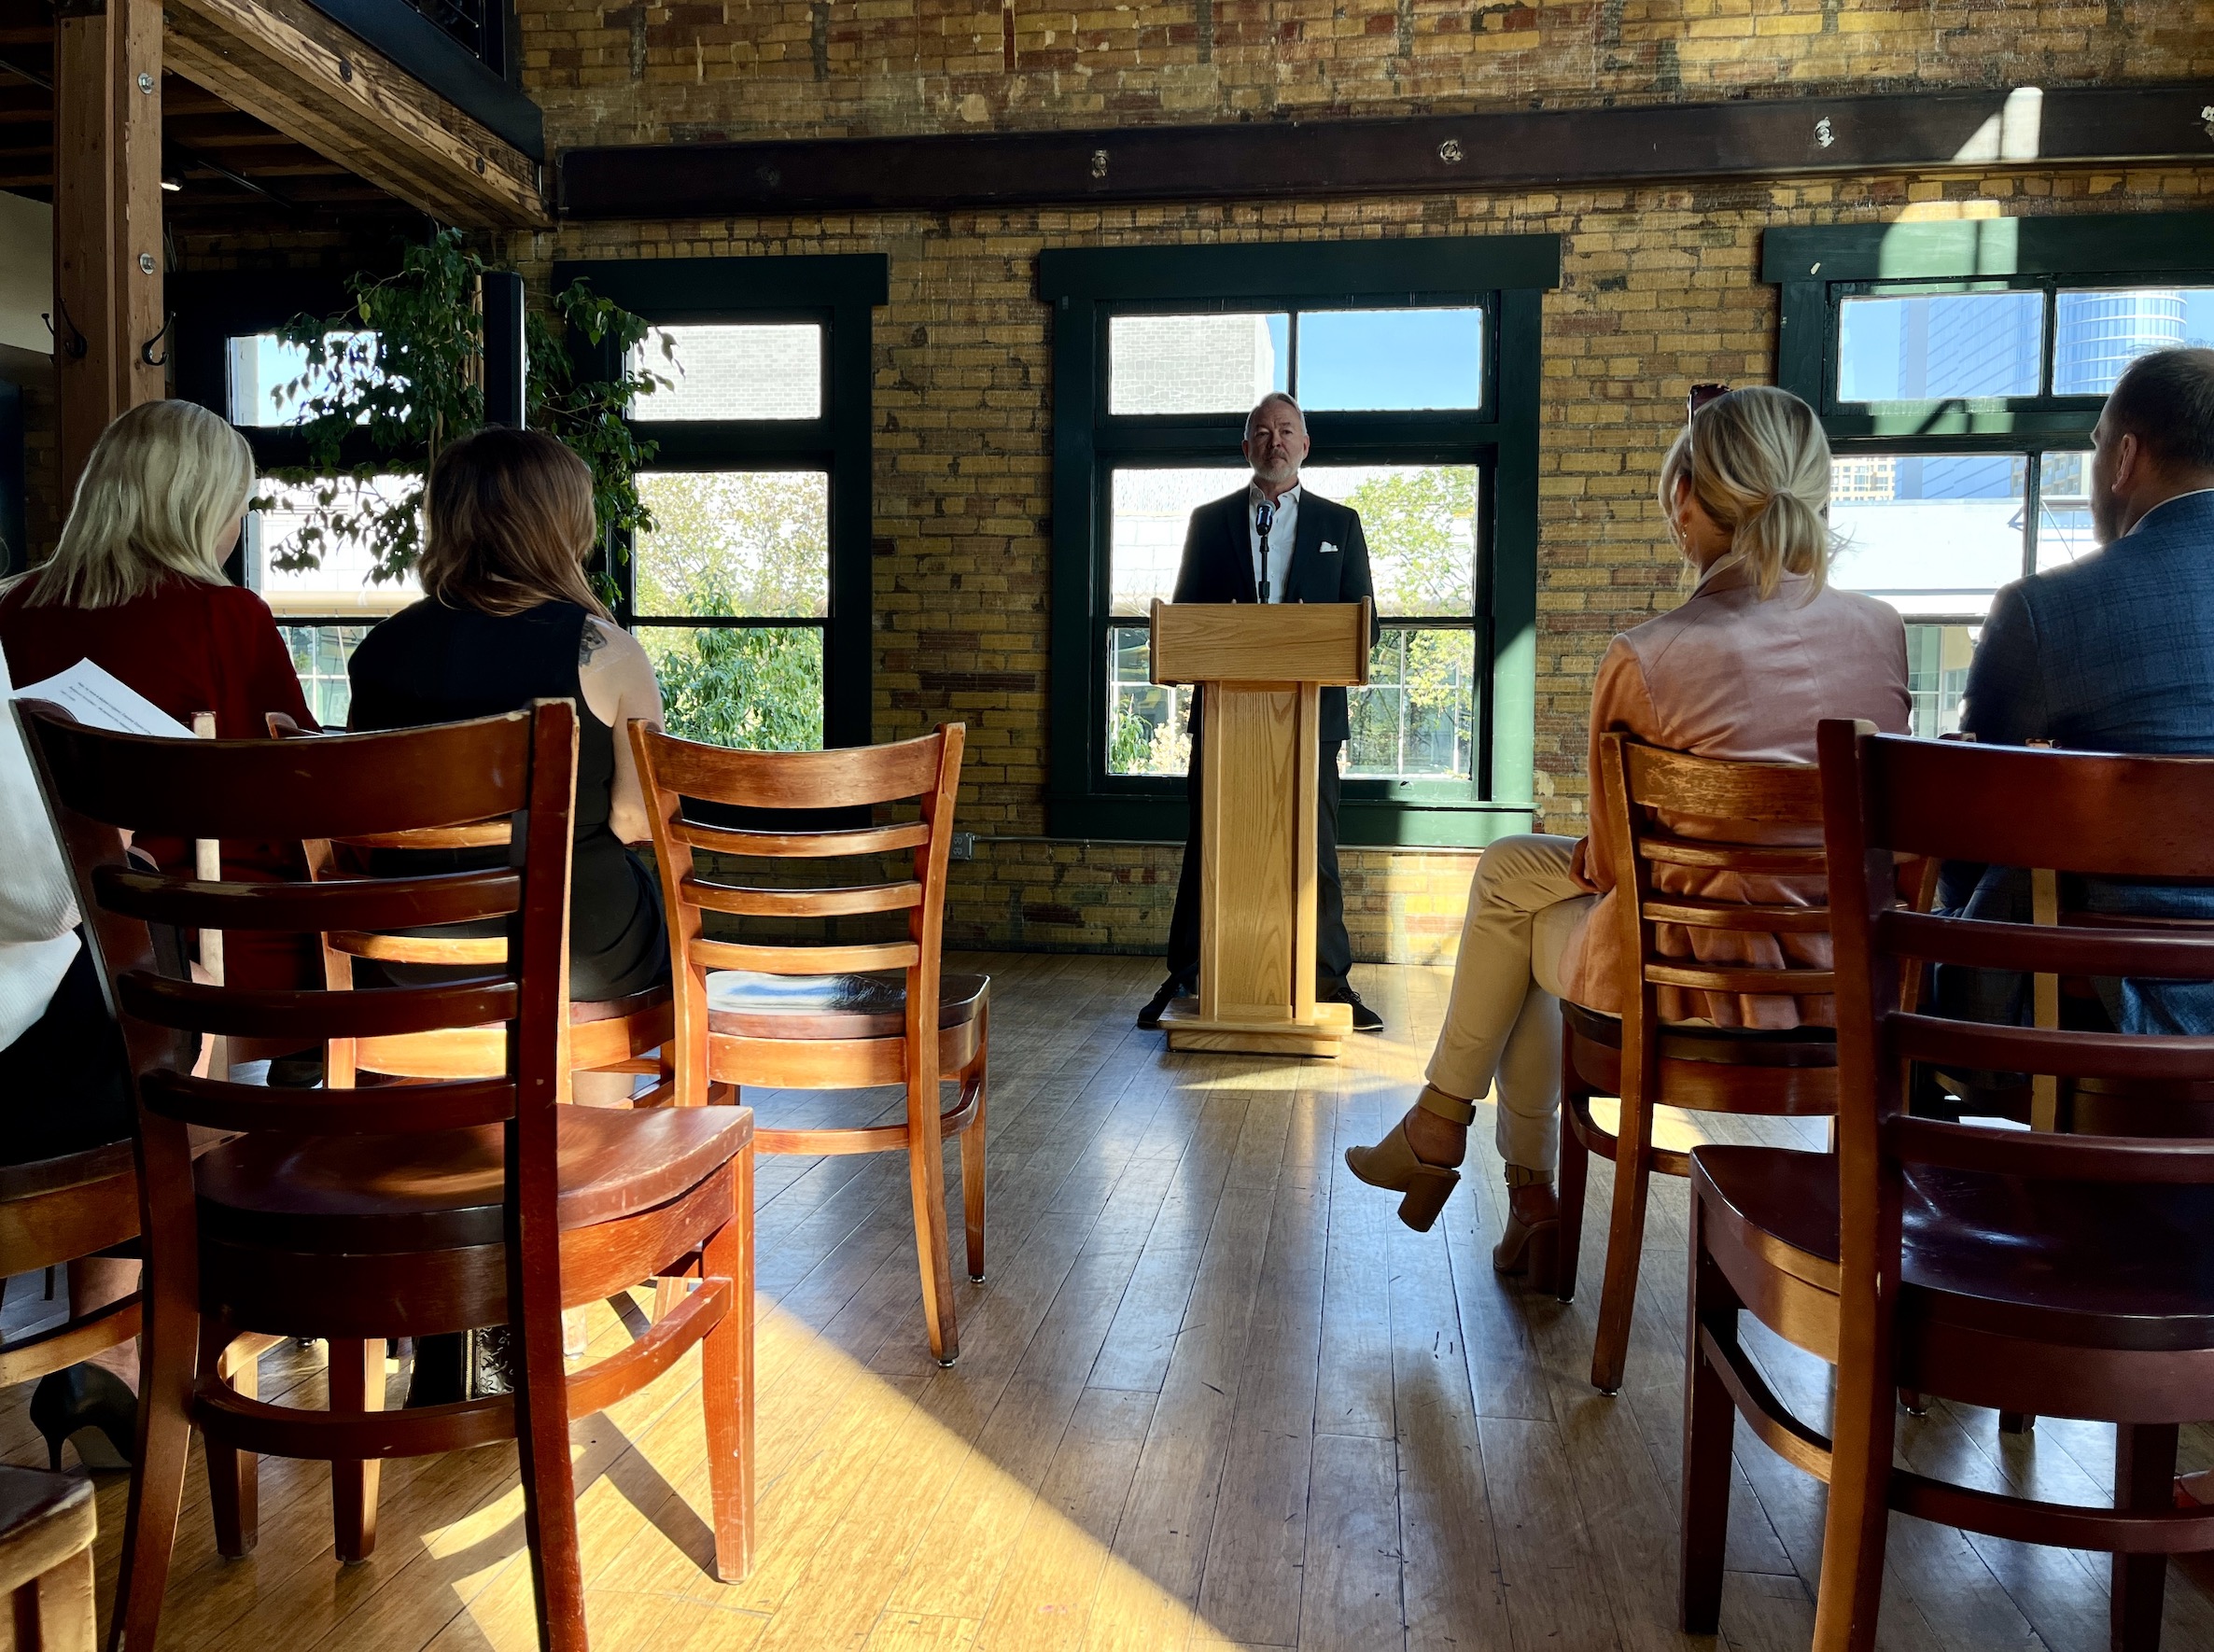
[0,1466,98,1652]
[1558,733,1841,1394]
[630,722,988,1366]
[266,714,675,1107]
[21,700,755,1652]
[1682,721,2214,1652]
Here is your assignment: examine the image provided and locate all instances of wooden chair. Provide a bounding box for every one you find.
[0,1143,140,1444]
[1682,722,2214,1652]
[630,722,988,1366]
[1559,733,1841,1394]
[19,699,756,1652]
[0,1466,97,1652]
[265,713,675,1107]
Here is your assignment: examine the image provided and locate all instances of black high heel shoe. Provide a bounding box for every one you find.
[30,1364,136,1472]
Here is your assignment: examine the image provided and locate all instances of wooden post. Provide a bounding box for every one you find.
[53,0,165,494]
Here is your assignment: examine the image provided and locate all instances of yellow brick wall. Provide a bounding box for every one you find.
[499,164,2214,959]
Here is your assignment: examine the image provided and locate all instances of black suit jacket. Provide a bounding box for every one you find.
[1170,486,1380,743]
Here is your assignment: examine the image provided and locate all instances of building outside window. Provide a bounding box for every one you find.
[1044,239,1558,847]
[1769,213,2214,736]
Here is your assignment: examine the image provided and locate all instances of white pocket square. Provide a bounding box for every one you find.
[1321,540,1341,555]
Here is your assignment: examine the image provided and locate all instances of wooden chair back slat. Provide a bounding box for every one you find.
[31,715,542,842]
[1625,741,1827,821]
[643,734,946,812]
[333,823,512,852]
[1852,735,2214,879]
[92,865,520,933]
[690,938,924,976]
[682,876,925,920]
[1644,896,1832,934]
[138,1071,517,1134]
[114,973,519,1044]
[1821,719,2214,1190]
[1638,835,1828,874]
[325,931,510,966]
[1645,963,1837,996]
[671,819,933,860]
[1879,907,2214,980]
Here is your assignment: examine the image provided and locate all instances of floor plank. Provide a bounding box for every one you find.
[13,952,2206,1652]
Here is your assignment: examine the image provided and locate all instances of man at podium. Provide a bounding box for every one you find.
[1138,392,1385,1032]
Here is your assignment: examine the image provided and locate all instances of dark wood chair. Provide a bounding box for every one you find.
[1559,733,1841,1394]
[0,1144,139,1436]
[1682,721,2214,1652]
[20,699,756,1652]
[266,713,676,1107]
[630,722,988,1366]
[0,1465,98,1651]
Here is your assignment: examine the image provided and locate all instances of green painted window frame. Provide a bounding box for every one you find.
[1767,210,2214,616]
[554,254,888,751]
[1041,237,1560,848]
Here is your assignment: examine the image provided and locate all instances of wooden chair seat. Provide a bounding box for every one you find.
[195,1105,753,1253]
[1561,1000,1836,1067]
[706,970,988,1042]
[1698,1142,2214,1356]
[0,1141,136,1206]
[0,1464,97,1652]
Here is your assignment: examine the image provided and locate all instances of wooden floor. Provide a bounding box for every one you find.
[9,953,2214,1650]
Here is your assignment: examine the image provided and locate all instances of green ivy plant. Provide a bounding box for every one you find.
[259,229,668,600]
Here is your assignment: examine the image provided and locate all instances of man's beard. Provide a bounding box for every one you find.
[2091,486,2123,546]
[1253,455,1299,486]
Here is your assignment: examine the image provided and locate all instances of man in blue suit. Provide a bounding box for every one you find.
[1951,346,2214,1032]
[1137,393,1385,1031]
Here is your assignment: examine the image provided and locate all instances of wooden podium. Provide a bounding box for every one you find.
[1149,597,1372,1057]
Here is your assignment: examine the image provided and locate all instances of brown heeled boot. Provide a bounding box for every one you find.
[1344,1084,1473,1233]
[1492,1166,1562,1295]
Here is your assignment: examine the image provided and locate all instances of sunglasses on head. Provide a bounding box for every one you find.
[1688,383,1731,421]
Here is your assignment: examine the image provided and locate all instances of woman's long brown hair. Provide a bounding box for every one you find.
[418,427,612,620]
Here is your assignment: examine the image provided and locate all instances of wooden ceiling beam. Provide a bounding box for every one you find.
[161,0,544,226]
[562,81,2214,218]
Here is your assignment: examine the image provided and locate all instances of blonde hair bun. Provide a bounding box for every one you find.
[1657,385,1834,599]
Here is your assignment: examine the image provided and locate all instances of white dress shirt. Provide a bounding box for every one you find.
[1246,481,1299,604]
[0,643,81,1051]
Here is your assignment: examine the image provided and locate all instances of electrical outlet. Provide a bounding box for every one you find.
[950,832,975,861]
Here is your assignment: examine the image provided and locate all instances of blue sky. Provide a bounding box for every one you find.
[1838,287,2214,401]
[1268,309,1485,411]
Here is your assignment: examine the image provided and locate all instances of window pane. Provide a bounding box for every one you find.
[1904,623,1975,739]
[1109,467,1245,615]
[1347,629,1476,779]
[1836,291,2042,401]
[1301,464,1478,617]
[1829,453,2025,618]
[1105,623,1191,777]
[629,324,822,421]
[279,623,373,727]
[1108,314,1287,415]
[2036,451,2098,571]
[1296,309,1483,412]
[635,470,828,620]
[247,475,421,617]
[2053,287,2214,395]
[228,332,380,427]
[638,624,824,751]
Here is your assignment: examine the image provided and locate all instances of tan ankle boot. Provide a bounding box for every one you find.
[1492,1166,1562,1295]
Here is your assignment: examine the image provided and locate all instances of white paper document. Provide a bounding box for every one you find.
[10,658,195,739]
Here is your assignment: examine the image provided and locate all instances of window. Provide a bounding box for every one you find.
[1044,238,1558,846]
[1768,211,2214,736]
[247,474,420,724]
[554,256,888,751]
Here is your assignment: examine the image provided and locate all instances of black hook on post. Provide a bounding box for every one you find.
[141,311,174,368]
[43,299,88,362]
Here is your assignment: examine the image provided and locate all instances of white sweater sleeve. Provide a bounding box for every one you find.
[0,643,82,1050]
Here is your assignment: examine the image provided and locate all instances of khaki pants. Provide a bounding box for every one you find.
[1425,833,1594,1176]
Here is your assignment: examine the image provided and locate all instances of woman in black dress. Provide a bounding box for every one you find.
[347,428,671,1404]
[348,427,669,1015]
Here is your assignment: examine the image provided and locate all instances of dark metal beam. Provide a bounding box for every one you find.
[560,82,2214,221]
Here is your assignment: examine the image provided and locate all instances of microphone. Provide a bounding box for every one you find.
[1255,500,1275,604]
